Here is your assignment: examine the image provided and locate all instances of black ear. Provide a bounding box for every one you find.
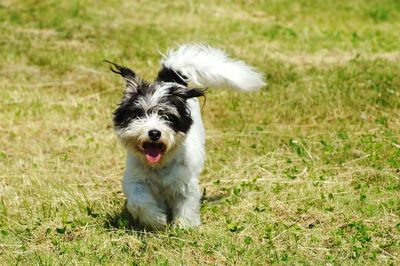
[172,87,206,99]
[104,60,136,79]
[104,60,139,94]
[156,67,188,86]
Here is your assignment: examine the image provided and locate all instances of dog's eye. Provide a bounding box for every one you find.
[113,105,144,128]
[130,107,144,118]
[162,114,172,121]
[162,114,176,123]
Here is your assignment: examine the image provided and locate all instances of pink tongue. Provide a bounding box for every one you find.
[144,144,162,164]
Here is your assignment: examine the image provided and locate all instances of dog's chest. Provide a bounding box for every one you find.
[147,164,190,200]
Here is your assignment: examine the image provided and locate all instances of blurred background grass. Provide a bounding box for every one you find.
[0,0,399,264]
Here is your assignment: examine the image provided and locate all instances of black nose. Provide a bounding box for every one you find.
[148,129,161,141]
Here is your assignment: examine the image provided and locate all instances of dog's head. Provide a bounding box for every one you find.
[107,62,204,167]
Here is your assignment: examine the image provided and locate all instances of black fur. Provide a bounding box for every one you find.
[172,87,205,99]
[104,60,136,79]
[113,81,149,128]
[108,61,205,134]
[113,103,144,129]
[156,67,188,86]
[113,84,204,133]
[164,88,193,133]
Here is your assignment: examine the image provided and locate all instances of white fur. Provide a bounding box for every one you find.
[120,44,264,230]
[117,113,180,162]
[137,83,180,116]
[123,99,204,229]
[161,44,266,91]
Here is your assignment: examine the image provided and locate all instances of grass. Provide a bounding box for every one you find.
[0,0,399,264]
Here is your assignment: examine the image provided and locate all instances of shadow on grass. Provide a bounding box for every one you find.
[202,193,226,203]
[104,202,175,233]
[104,191,226,233]
[104,202,147,232]
[201,187,227,203]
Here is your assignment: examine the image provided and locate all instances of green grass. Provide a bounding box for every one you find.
[1,0,400,264]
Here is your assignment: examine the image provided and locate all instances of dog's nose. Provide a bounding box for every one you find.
[148,129,161,141]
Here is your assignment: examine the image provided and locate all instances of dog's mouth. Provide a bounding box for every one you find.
[142,142,166,164]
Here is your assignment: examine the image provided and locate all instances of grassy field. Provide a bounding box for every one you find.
[1,0,400,264]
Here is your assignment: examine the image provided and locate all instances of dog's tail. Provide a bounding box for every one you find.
[157,44,265,91]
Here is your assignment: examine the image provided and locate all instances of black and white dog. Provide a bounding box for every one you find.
[107,44,265,230]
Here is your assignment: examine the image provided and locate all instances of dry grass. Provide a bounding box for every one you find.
[1,0,400,264]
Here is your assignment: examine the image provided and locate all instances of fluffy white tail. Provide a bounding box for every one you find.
[160,44,265,91]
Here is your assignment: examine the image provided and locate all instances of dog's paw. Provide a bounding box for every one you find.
[126,199,167,230]
[148,214,168,230]
[172,216,201,228]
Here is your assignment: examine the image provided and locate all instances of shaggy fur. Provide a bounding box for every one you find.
[108,44,265,230]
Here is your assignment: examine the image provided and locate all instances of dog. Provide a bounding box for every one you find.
[107,44,265,230]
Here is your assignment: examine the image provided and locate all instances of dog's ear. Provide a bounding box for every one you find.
[104,60,140,95]
[171,87,206,100]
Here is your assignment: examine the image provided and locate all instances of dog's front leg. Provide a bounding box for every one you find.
[123,181,167,230]
[172,182,201,228]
